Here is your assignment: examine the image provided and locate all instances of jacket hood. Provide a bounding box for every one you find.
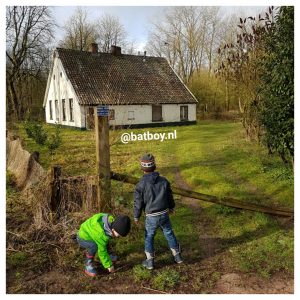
[143,172,160,184]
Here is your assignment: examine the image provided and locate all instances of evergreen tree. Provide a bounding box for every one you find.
[259,7,294,165]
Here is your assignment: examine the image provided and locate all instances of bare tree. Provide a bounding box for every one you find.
[95,14,128,53]
[6,6,55,120]
[215,7,275,140]
[59,7,97,51]
[147,7,222,83]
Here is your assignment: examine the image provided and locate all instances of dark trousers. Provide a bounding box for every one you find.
[76,234,97,257]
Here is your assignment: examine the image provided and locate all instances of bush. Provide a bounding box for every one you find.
[24,121,48,145]
[259,7,294,165]
[46,126,62,154]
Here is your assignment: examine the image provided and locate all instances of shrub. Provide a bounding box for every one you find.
[152,269,180,291]
[133,265,152,282]
[46,125,62,154]
[24,121,48,145]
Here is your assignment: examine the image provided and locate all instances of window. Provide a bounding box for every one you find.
[60,72,62,78]
[180,105,188,121]
[128,111,134,120]
[53,74,55,80]
[62,99,66,121]
[109,109,115,120]
[55,100,59,121]
[69,98,74,121]
[152,105,162,122]
[49,100,53,120]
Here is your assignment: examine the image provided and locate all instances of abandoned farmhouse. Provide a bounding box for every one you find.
[43,44,198,129]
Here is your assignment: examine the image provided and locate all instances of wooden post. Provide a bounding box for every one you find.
[94,106,111,211]
[50,165,61,219]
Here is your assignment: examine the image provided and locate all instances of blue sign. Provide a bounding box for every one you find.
[97,105,109,117]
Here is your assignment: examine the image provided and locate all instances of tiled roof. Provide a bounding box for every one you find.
[56,48,198,105]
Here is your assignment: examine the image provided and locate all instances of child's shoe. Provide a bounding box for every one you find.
[171,247,183,264]
[142,252,154,270]
[142,258,154,270]
[173,253,183,264]
[85,258,97,277]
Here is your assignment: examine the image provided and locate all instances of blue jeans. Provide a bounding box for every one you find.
[144,213,179,254]
[76,234,98,257]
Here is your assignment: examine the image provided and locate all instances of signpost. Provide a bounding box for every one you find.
[94,105,111,211]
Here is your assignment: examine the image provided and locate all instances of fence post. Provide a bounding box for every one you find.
[50,165,61,217]
[94,107,111,211]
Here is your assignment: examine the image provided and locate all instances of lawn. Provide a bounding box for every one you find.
[7,120,294,293]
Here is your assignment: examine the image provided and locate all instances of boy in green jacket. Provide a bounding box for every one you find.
[77,213,131,277]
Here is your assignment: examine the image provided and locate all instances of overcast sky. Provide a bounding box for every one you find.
[51,6,267,52]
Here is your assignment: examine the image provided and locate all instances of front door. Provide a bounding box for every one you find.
[152,105,162,122]
[86,107,95,129]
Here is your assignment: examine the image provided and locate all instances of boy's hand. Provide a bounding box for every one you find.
[108,265,115,273]
[134,219,139,225]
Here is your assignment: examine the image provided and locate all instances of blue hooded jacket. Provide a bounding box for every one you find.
[134,172,175,220]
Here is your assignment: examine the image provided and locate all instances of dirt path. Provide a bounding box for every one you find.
[174,167,294,294]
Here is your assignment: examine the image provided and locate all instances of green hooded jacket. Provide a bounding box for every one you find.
[78,213,114,269]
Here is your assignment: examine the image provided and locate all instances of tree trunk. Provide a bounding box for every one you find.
[7,79,20,119]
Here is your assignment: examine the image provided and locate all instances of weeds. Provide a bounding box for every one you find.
[231,230,294,278]
[152,269,180,291]
[133,265,152,282]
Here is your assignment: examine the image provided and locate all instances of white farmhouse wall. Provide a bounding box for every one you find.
[109,105,152,126]
[162,104,196,123]
[44,58,84,128]
[108,103,196,126]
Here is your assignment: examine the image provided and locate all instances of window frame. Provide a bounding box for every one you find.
[128,111,135,120]
[49,100,53,120]
[180,105,188,121]
[55,100,59,121]
[62,99,66,121]
[69,98,74,122]
[109,109,115,120]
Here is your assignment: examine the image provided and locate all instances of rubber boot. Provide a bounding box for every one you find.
[142,252,154,270]
[171,247,183,264]
[84,254,97,277]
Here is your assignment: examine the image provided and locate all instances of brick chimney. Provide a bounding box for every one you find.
[89,43,98,54]
[111,45,122,56]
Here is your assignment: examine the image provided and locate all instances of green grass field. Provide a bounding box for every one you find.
[14,120,293,207]
[8,120,294,292]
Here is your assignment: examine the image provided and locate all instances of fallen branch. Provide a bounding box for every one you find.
[141,286,168,294]
[110,171,293,218]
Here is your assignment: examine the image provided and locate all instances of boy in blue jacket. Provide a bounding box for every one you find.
[134,153,183,269]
